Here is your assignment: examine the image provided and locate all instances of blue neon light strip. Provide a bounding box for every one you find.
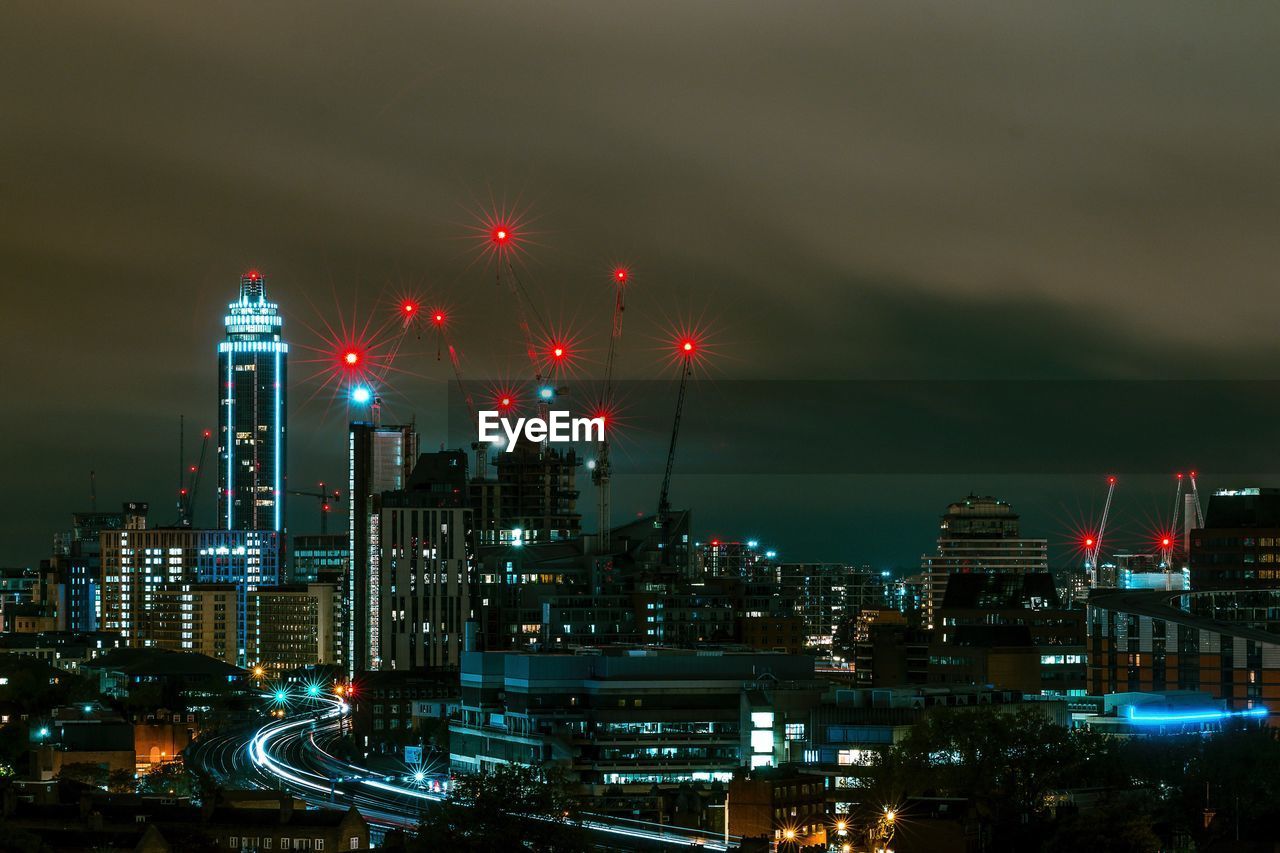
[274,348,281,533]
[226,349,234,530]
[1124,706,1269,724]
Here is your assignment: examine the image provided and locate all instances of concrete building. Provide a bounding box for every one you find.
[470,444,582,546]
[148,583,238,665]
[921,496,1048,629]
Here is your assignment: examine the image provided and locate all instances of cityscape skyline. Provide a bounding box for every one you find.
[8,4,1280,850]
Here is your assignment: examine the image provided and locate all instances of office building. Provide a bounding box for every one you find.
[290,533,348,584]
[348,419,417,673]
[920,496,1048,629]
[380,451,475,669]
[247,583,343,673]
[218,269,288,533]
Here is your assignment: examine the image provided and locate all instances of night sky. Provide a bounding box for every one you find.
[5,2,1280,571]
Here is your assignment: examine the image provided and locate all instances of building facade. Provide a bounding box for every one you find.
[380,451,475,669]
[920,496,1048,629]
[449,648,814,791]
[348,420,417,673]
[1088,587,1280,714]
[100,528,280,664]
[248,582,343,673]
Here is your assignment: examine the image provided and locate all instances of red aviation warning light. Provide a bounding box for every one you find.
[343,350,361,368]
[245,269,261,281]
[679,338,696,357]
[432,310,446,326]
[613,267,629,284]
[401,300,419,317]
[1161,536,1172,547]
[492,226,511,246]
[1084,536,1096,549]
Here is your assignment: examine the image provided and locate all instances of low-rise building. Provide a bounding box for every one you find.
[449,647,815,793]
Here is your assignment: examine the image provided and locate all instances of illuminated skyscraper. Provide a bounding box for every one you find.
[348,418,417,674]
[218,270,288,533]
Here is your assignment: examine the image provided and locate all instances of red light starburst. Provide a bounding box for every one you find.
[657,319,718,374]
[613,267,629,284]
[465,200,538,270]
[534,326,588,378]
[295,296,407,409]
[486,383,525,416]
[431,309,446,327]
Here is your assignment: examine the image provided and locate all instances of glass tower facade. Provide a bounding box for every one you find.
[218,270,288,532]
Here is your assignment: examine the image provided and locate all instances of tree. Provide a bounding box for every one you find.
[56,762,108,789]
[138,761,198,797]
[409,763,588,853]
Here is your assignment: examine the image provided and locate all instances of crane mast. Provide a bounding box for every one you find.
[1088,475,1117,583]
[1188,470,1205,527]
[593,269,628,552]
[657,359,693,564]
[177,419,211,528]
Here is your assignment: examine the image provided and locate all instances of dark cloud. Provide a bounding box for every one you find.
[3,1,1278,566]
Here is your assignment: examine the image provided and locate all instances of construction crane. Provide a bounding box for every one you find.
[1188,470,1205,528]
[289,482,342,535]
[176,417,212,528]
[592,267,630,552]
[1170,472,1185,537]
[1085,475,1117,584]
[657,336,698,564]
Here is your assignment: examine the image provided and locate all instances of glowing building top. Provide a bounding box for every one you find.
[218,270,289,533]
[223,269,285,340]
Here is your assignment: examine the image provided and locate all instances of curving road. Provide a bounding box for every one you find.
[186,696,735,851]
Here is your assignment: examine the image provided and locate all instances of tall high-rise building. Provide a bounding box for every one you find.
[348,419,418,673]
[218,270,288,533]
[920,495,1048,629]
[380,451,476,669]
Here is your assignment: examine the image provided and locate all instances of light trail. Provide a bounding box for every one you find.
[243,696,734,850]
